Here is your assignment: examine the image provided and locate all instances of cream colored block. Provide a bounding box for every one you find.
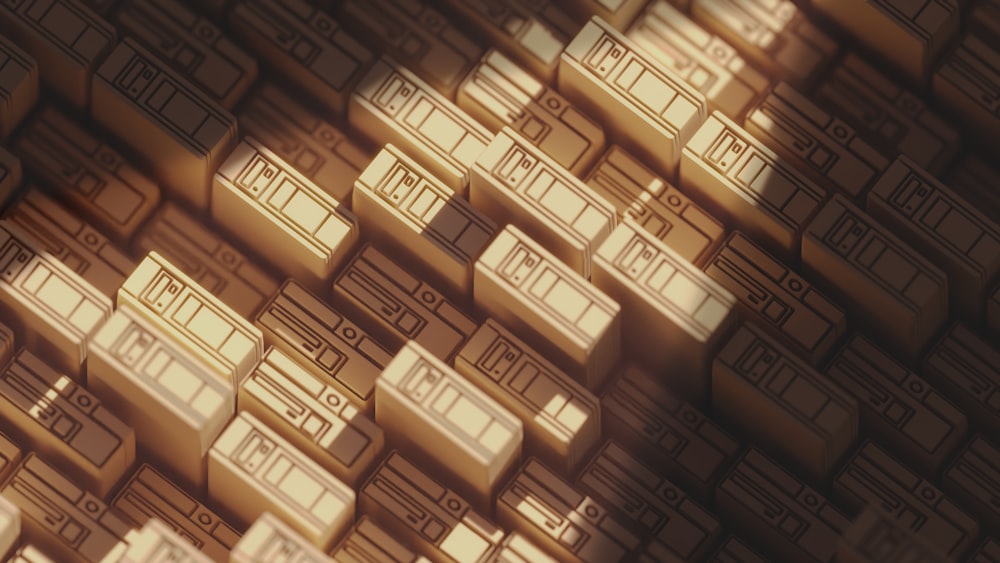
[14,105,160,243]
[745,82,889,200]
[376,340,522,509]
[331,517,434,563]
[349,56,493,195]
[627,1,765,119]
[0,220,113,379]
[213,136,359,290]
[867,156,1000,323]
[584,144,725,267]
[0,34,37,139]
[454,318,601,474]
[133,201,279,320]
[559,17,707,179]
[0,494,18,559]
[208,411,355,551]
[230,512,334,563]
[458,49,606,175]
[933,35,1000,150]
[485,532,559,563]
[0,147,20,208]
[802,194,948,362]
[239,347,384,488]
[470,128,617,279]
[87,308,234,491]
[357,451,505,562]
[679,111,825,259]
[228,0,373,115]
[592,220,737,403]
[117,518,213,563]
[0,430,22,486]
[0,0,114,108]
[811,0,958,82]
[238,82,371,205]
[474,225,621,390]
[118,251,264,391]
[1,454,132,563]
[3,187,133,299]
[7,545,55,563]
[690,0,838,88]
[352,145,497,299]
[564,0,647,31]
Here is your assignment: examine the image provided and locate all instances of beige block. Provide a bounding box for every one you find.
[330,516,433,563]
[483,532,559,563]
[118,518,214,563]
[376,340,522,509]
[212,136,359,290]
[7,545,56,563]
[458,49,606,175]
[349,56,492,195]
[592,221,736,402]
[933,35,1000,151]
[559,17,707,179]
[563,0,647,30]
[470,128,617,279]
[208,411,355,551]
[0,34,37,140]
[0,494,18,559]
[0,430,22,486]
[230,511,333,563]
[474,225,621,390]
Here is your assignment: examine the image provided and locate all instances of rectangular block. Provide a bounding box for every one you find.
[255,279,391,413]
[7,545,55,563]
[376,340,522,509]
[746,81,889,199]
[111,464,240,562]
[716,448,850,563]
[213,136,360,289]
[967,537,1000,563]
[13,105,160,243]
[826,334,967,475]
[352,144,497,299]
[934,34,1000,149]
[801,194,948,362]
[922,323,1000,442]
[690,0,838,87]
[0,431,22,486]
[330,516,432,563]
[714,322,858,481]
[118,518,213,563]
[114,0,257,108]
[837,507,952,563]
[474,225,621,390]
[0,221,113,378]
[118,251,264,391]
[563,0,647,30]
[496,458,640,562]
[231,511,334,563]
[3,187,133,299]
[471,128,617,279]
[133,201,279,320]
[0,34,37,139]
[948,155,1000,227]
[814,52,959,175]
[0,492,18,558]
[833,441,979,559]
[483,532,558,563]
[458,49,606,175]
[238,82,371,205]
[705,231,846,365]
[1,454,132,563]
[87,307,235,490]
[208,410,355,550]
[349,56,492,195]
[680,111,825,259]
[943,435,1000,531]
[0,0,115,108]
[332,244,477,362]
[0,147,20,207]
[240,347,384,488]
[593,221,735,401]
[707,536,770,563]
[91,38,238,210]
[454,318,601,474]
[868,155,1000,322]
[578,441,723,561]
[559,17,707,179]
[358,451,505,562]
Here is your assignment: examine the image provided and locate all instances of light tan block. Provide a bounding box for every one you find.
[563,0,647,30]
[0,220,113,379]
[0,430,22,486]
[802,194,948,362]
[454,318,601,474]
[352,145,497,300]
[87,307,234,491]
[0,34,37,140]
[230,511,333,563]
[680,111,826,259]
[208,410,355,551]
[13,105,160,243]
[933,35,1000,151]
[559,16,707,179]
[118,251,264,391]
[7,545,55,563]
[349,56,492,195]
[330,516,433,563]
[484,532,559,563]
[118,518,213,563]
[592,221,736,403]
[474,225,621,390]
[458,49,606,175]
[212,136,359,290]
[470,128,617,279]
[376,340,522,509]
[0,493,18,559]
[239,347,384,488]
